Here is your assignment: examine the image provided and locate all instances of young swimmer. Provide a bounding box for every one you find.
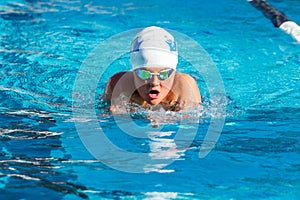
[104,26,201,112]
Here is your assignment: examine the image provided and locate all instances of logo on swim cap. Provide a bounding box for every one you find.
[165,39,177,52]
[131,40,143,53]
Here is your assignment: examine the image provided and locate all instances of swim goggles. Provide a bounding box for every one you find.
[135,68,174,81]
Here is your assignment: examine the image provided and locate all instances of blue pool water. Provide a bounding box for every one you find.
[1,0,299,199]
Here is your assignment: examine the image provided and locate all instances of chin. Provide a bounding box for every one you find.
[148,99,161,105]
[148,95,167,105]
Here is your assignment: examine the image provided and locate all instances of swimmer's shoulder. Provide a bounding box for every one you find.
[109,71,131,81]
[174,72,198,87]
[107,71,133,86]
[173,72,201,103]
[104,71,134,100]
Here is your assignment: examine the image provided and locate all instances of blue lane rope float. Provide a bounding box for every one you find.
[248,0,300,43]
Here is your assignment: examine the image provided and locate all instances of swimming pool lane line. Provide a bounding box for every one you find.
[248,0,300,43]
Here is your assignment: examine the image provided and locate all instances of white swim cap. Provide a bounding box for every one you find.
[130,26,178,70]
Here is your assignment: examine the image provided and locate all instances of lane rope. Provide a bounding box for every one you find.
[248,0,300,43]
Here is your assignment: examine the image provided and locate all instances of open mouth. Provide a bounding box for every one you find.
[148,90,160,99]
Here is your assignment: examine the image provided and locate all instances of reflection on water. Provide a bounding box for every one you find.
[74,107,201,173]
[73,93,235,173]
[0,95,299,198]
[145,131,185,173]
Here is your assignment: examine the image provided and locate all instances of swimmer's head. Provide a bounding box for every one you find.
[130,26,178,70]
[130,26,177,105]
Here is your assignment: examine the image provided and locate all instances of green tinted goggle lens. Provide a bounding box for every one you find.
[136,69,173,81]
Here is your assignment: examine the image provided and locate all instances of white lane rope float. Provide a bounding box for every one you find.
[248,0,300,43]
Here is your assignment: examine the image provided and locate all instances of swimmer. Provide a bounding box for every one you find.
[104,26,201,112]
[248,0,300,43]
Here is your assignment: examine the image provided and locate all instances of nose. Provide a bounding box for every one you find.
[150,75,160,86]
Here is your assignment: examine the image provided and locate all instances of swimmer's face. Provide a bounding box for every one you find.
[133,67,175,105]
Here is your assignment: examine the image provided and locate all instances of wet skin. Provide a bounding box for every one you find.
[104,67,201,111]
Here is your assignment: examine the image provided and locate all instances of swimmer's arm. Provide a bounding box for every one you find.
[103,71,129,101]
[103,72,126,113]
[103,72,136,114]
[103,77,113,101]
